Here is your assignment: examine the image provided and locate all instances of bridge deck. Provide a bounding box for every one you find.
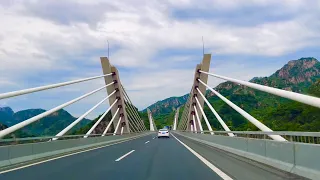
[0,134,305,180]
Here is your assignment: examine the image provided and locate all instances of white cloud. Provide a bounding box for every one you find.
[167,0,309,10]
[0,0,319,119]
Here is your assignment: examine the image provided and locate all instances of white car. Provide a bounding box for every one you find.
[158,129,170,138]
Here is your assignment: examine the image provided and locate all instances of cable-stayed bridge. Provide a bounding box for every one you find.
[0,55,319,180]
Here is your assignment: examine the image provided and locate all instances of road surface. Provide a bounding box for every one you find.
[0,133,305,180]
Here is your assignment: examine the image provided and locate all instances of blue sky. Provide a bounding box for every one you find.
[0,0,320,119]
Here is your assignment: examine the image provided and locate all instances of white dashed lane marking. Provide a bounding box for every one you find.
[115,150,135,162]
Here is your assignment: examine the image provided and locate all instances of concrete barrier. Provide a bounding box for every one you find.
[175,132,320,180]
[247,138,265,157]
[0,146,10,167]
[293,143,320,179]
[8,143,34,165]
[0,132,150,169]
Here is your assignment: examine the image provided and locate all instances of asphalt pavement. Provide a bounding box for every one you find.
[0,134,221,180]
[0,133,307,180]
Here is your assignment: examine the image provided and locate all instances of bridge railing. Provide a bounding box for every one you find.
[0,132,144,147]
[177,130,320,144]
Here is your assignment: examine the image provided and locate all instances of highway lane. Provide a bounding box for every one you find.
[111,134,224,180]
[0,134,155,179]
[0,133,223,180]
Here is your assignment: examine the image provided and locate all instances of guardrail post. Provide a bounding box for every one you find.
[186,54,211,131]
[100,57,130,134]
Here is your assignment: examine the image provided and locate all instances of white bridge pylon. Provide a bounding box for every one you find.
[147,108,157,131]
[173,107,180,130]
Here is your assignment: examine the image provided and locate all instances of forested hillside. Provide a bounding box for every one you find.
[0,108,91,138]
[149,57,320,131]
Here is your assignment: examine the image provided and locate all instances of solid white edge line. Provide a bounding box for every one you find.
[171,134,233,180]
[115,150,135,162]
[145,141,150,144]
[0,135,147,175]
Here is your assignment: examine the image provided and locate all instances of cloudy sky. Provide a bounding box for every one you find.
[1,0,320,119]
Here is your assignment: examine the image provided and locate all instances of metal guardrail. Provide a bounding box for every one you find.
[176,130,320,144]
[0,132,144,146]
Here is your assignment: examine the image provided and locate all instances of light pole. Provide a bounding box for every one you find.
[202,36,204,55]
[107,40,109,59]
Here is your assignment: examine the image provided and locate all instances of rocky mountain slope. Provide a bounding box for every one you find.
[210,57,319,97]
[143,94,188,116]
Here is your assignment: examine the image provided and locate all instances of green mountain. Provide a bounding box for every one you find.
[147,57,320,131]
[0,123,7,131]
[72,111,114,135]
[0,108,91,137]
[203,57,320,131]
[0,107,14,126]
[143,94,188,116]
[250,79,320,131]
[153,111,175,129]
